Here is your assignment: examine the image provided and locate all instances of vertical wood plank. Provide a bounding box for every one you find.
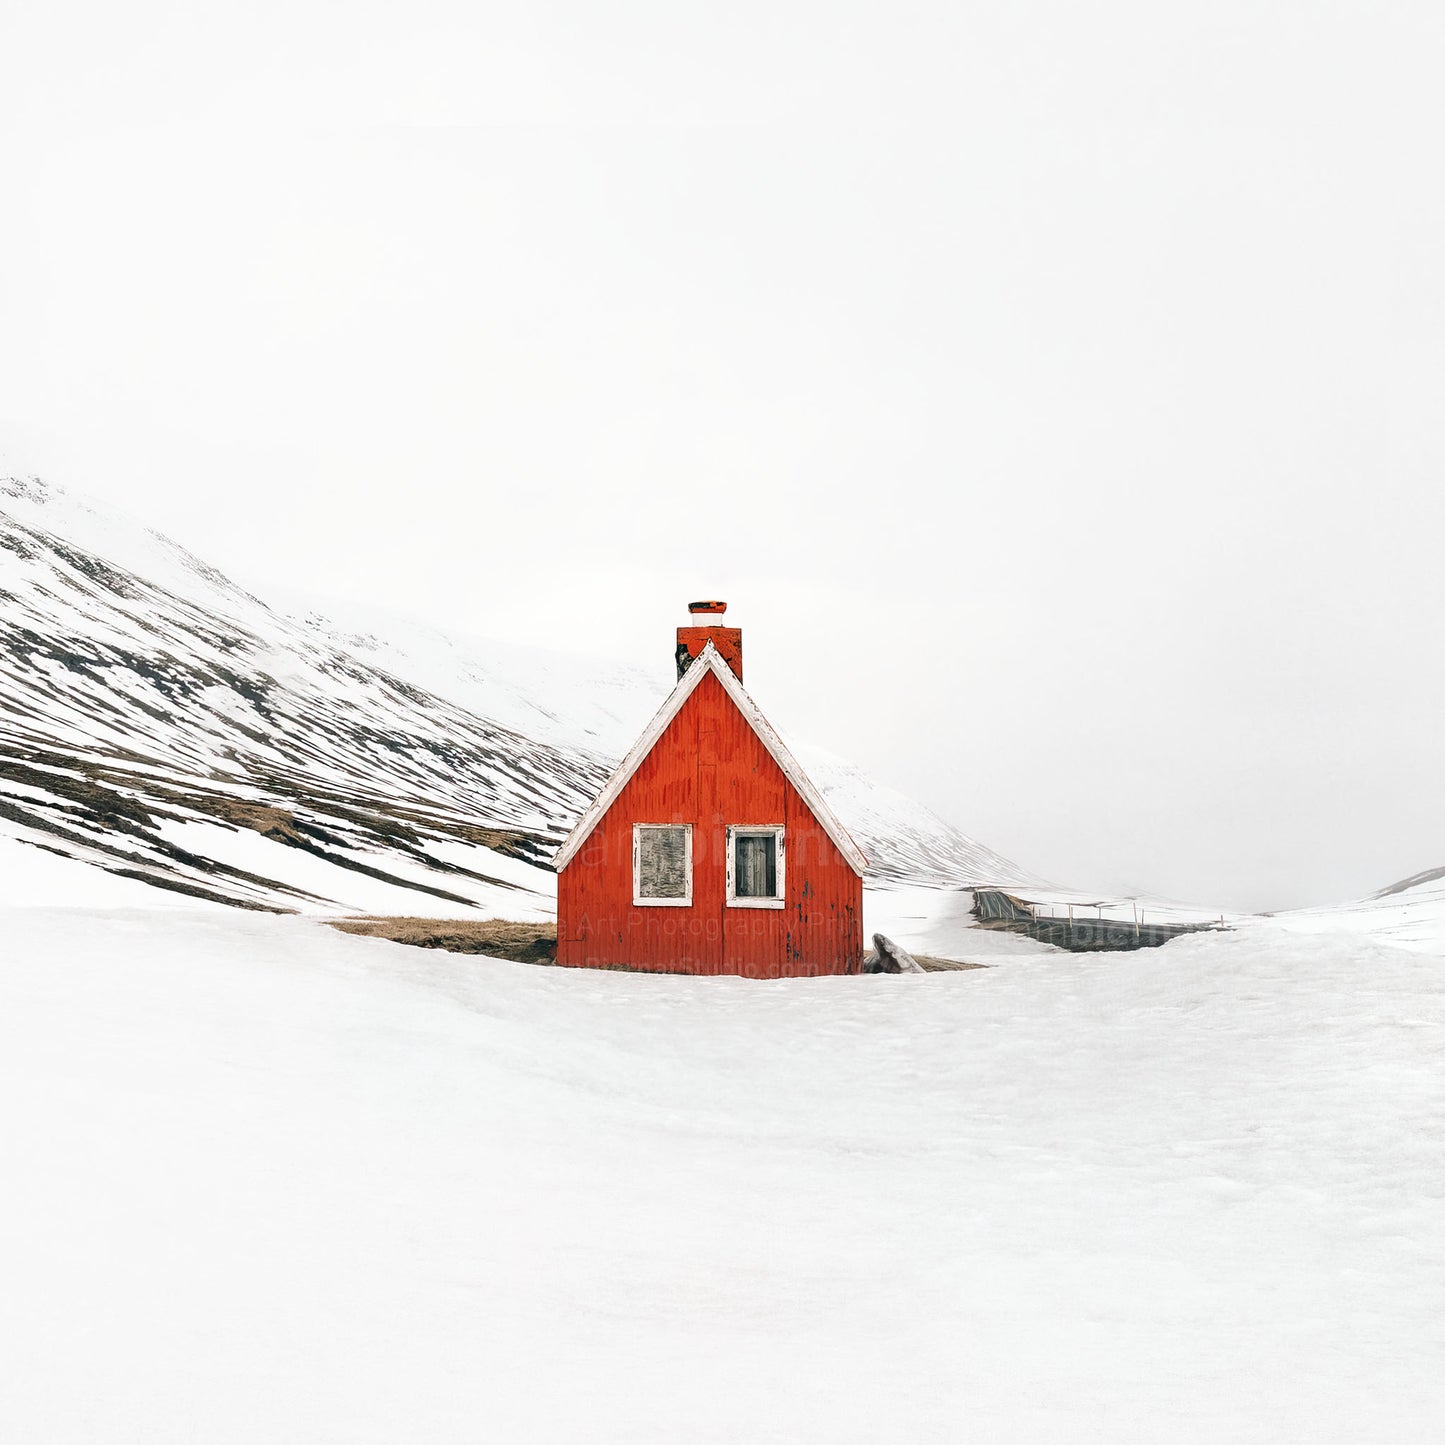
[557,669,863,977]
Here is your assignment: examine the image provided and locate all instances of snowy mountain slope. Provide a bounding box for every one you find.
[1249,864,1445,954]
[0,476,609,913]
[281,590,1042,890]
[4,906,1442,1441]
[0,473,1039,915]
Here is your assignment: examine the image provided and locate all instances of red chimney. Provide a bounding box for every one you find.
[676,599,742,682]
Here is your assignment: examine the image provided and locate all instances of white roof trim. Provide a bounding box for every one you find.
[552,642,869,876]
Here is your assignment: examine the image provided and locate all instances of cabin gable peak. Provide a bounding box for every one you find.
[552,641,868,876]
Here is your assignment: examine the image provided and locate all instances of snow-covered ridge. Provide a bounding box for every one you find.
[1248,865,1445,954]
[6,472,1440,951]
[0,473,1039,915]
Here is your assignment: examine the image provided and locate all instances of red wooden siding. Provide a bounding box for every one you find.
[556,669,863,978]
[675,624,743,681]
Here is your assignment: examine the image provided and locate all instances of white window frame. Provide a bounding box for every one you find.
[632,823,693,907]
[726,825,786,910]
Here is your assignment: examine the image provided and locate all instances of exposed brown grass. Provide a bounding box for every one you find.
[325,918,985,974]
[326,916,558,964]
[913,954,987,972]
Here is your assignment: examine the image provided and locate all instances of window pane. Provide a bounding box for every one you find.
[638,826,688,898]
[735,833,777,898]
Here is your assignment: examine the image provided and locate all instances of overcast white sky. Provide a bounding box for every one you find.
[2,1,1442,911]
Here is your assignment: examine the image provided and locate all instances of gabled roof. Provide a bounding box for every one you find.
[552,642,869,875]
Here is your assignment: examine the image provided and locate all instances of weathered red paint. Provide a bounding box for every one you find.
[676,625,743,681]
[556,668,863,977]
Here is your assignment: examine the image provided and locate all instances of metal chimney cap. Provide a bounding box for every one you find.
[688,599,727,616]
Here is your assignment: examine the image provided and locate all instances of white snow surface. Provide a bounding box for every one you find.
[1,906,1441,1443]
[1263,865,1445,953]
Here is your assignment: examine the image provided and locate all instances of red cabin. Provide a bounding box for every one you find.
[554,603,868,977]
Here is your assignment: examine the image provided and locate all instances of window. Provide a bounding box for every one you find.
[727,825,785,909]
[633,824,692,906]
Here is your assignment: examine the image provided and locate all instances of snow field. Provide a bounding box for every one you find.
[2,908,1442,1443]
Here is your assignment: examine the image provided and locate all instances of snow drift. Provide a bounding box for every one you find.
[1,906,1440,1442]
